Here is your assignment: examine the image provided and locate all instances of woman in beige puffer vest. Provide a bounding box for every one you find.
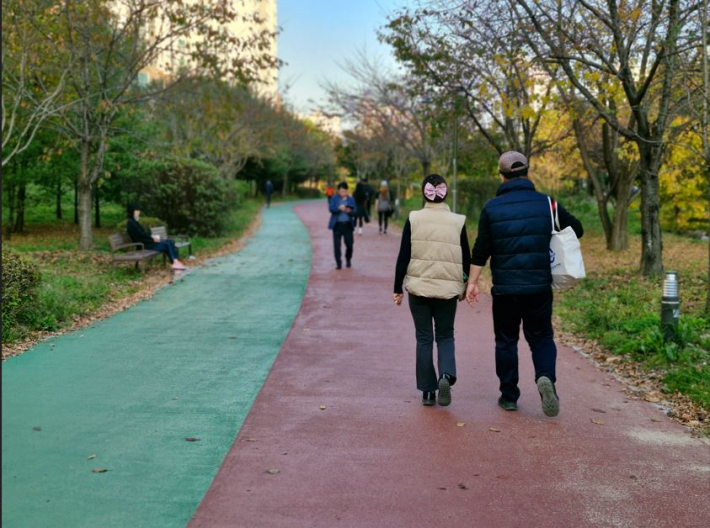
[393,174,471,407]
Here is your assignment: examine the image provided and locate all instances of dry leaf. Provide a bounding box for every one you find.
[266,468,280,475]
[488,427,501,432]
[87,454,96,460]
[456,421,466,427]
[319,405,327,410]
[245,437,257,442]
[437,486,447,491]
[32,426,42,431]
[591,419,605,425]
[457,483,468,490]
[592,408,607,413]
[651,417,661,423]
[184,437,201,442]
[91,468,108,473]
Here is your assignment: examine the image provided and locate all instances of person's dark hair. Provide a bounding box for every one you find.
[501,161,528,179]
[337,182,348,190]
[421,174,448,203]
[127,202,141,219]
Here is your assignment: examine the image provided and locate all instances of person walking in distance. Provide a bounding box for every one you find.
[328,182,357,270]
[393,174,470,407]
[353,177,370,235]
[376,180,393,234]
[466,152,583,417]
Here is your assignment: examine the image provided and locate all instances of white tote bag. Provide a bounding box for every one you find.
[548,197,585,290]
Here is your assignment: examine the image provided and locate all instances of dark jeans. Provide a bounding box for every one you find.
[332,222,354,266]
[147,240,179,263]
[378,212,389,231]
[266,193,272,208]
[408,293,458,392]
[492,290,557,402]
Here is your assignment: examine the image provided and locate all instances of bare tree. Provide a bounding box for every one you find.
[512,0,703,275]
[1,0,72,167]
[41,0,278,250]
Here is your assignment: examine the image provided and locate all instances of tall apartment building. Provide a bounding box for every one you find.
[138,0,278,98]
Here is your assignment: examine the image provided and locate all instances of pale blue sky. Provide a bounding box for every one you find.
[277,0,401,113]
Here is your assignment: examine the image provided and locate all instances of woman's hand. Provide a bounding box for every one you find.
[393,293,403,306]
[466,282,480,307]
[152,235,160,243]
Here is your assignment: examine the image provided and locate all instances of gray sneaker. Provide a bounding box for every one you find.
[438,376,452,406]
[537,376,559,417]
[498,396,518,411]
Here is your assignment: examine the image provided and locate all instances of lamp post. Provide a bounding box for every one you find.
[661,271,680,342]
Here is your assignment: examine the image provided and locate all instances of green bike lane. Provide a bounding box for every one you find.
[2,203,311,528]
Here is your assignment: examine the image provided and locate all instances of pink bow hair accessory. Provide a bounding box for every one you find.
[424,182,447,200]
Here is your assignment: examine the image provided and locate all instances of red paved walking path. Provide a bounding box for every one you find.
[190,202,709,528]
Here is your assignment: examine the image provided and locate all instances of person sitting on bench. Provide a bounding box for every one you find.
[126,202,188,271]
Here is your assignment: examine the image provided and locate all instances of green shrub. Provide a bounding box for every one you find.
[2,250,42,340]
[115,216,166,232]
[135,157,237,236]
[294,187,322,199]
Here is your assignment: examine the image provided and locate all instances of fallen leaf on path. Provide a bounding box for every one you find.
[184,437,201,442]
[87,454,96,460]
[266,469,280,475]
[488,427,501,432]
[645,392,662,403]
[32,426,42,431]
[457,483,468,490]
[319,405,327,410]
[437,487,447,491]
[91,468,108,473]
[246,437,257,442]
[651,417,661,423]
[456,421,466,427]
[591,419,605,425]
[592,408,607,413]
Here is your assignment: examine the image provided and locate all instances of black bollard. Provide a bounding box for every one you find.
[661,271,680,342]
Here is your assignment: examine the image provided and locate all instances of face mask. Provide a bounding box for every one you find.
[134,213,140,220]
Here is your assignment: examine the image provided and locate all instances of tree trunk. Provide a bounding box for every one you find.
[78,140,94,250]
[14,180,26,233]
[608,203,629,251]
[282,172,289,197]
[94,183,101,228]
[74,176,79,224]
[421,159,431,177]
[56,176,63,220]
[637,142,664,275]
[5,183,15,240]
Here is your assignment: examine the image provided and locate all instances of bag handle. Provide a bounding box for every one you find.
[548,196,561,232]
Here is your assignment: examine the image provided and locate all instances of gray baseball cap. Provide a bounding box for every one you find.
[498,151,528,176]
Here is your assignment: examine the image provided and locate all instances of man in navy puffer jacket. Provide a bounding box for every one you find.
[465,151,583,417]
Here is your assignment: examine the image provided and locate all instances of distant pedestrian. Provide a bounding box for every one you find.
[353,177,370,235]
[466,151,584,417]
[393,174,470,407]
[328,182,357,270]
[376,180,393,234]
[265,180,274,208]
[126,202,189,272]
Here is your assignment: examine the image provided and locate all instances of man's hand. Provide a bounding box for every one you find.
[393,293,403,306]
[466,282,480,307]
[338,204,346,211]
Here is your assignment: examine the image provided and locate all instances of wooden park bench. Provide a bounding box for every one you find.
[150,226,192,259]
[107,233,161,273]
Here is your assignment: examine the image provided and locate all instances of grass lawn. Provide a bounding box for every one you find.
[2,187,263,347]
[392,187,709,413]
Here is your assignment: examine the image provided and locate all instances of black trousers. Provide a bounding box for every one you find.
[332,222,354,266]
[492,290,557,402]
[378,212,389,231]
[408,293,458,392]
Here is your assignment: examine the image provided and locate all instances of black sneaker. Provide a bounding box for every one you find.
[335,264,342,270]
[438,375,452,406]
[498,397,518,411]
[537,376,559,417]
[346,260,351,268]
[422,391,436,406]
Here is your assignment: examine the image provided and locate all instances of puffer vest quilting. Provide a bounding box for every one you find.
[485,179,553,295]
[404,202,466,299]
